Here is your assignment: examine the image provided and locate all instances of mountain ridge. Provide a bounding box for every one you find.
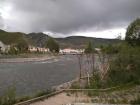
[0,29,122,48]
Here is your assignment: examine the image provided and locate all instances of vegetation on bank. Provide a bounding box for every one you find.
[0,87,53,105]
[0,38,59,56]
[0,29,121,55]
[131,96,140,105]
[45,37,60,53]
[89,18,140,89]
[125,18,140,46]
[0,29,60,55]
[0,87,16,105]
[0,30,29,54]
[71,18,140,104]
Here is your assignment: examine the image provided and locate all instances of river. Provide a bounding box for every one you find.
[0,55,79,96]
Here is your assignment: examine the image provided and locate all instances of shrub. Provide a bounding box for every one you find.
[33,90,52,98]
[131,96,140,104]
[0,87,16,105]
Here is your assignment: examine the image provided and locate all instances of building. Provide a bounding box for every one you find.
[60,48,84,54]
[28,46,49,53]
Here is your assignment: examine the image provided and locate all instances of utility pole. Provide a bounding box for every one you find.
[87,71,90,86]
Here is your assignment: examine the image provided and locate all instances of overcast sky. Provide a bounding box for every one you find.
[0,0,140,38]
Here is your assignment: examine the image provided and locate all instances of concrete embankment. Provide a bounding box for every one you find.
[0,56,56,63]
[14,78,80,105]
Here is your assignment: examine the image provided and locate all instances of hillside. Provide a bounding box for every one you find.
[56,36,122,48]
[0,29,50,47]
[0,29,122,48]
[26,34,122,48]
[0,29,29,45]
[26,33,50,47]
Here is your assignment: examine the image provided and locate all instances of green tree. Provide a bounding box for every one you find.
[106,44,140,86]
[8,46,18,55]
[125,18,140,46]
[103,44,119,54]
[131,96,140,105]
[46,37,59,53]
[0,47,2,54]
[84,41,94,53]
[16,40,28,53]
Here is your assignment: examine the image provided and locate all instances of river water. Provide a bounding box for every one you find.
[0,55,79,96]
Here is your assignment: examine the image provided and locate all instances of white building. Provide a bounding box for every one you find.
[60,48,84,54]
[28,46,49,53]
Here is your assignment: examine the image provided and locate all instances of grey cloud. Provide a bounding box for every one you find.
[0,13,4,28]
[0,0,4,28]
[2,0,140,34]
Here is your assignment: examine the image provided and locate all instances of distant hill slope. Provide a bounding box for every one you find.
[0,29,29,45]
[0,29,50,47]
[0,29,122,48]
[26,33,50,47]
[56,36,122,48]
[27,34,122,48]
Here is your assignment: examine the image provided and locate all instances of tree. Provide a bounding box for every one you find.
[125,18,140,46]
[0,47,2,54]
[16,40,28,53]
[105,44,140,87]
[116,34,122,40]
[8,46,18,55]
[8,40,28,55]
[46,37,59,53]
[84,41,94,54]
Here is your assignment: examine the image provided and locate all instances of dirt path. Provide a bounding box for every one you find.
[30,86,140,105]
[30,92,91,105]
